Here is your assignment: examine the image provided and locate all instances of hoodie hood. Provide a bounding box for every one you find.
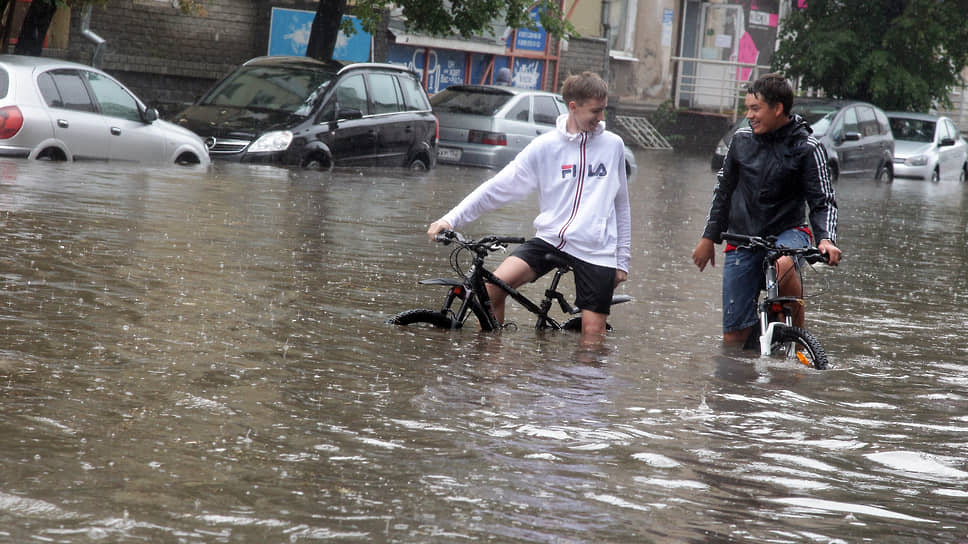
[555,113,605,141]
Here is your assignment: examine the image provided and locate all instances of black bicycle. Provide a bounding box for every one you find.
[387,230,631,331]
[722,232,830,369]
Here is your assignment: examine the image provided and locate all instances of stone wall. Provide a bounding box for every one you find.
[558,36,609,83]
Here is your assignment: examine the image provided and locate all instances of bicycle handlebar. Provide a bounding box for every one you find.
[435,230,526,249]
[721,232,829,264]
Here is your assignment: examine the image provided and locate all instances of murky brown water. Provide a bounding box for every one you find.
[0,153,965,542]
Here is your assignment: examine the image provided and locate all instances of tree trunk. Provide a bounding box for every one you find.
[305,0,348,61]
[15,0,57,56]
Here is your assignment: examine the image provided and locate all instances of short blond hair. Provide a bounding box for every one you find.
[561,71,608,104]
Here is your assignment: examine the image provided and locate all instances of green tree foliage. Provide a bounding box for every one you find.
[351,0,575,40]
[772,0,968,111]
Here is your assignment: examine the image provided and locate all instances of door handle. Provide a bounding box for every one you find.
[57,119,68,128]
[111,127,122,136]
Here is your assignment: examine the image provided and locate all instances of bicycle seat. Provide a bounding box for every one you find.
[543,253,571,269]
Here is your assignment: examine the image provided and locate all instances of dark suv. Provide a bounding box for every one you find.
[175,56,438,169]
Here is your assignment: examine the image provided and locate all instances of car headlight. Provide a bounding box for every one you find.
[905,154,928,166]
[714,140,728,156]
[248,131,293,153]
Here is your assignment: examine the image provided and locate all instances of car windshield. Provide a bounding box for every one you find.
[889,117,935,143]
[431,88,514,115]
[202,65,335,115]
[808,110,838,137]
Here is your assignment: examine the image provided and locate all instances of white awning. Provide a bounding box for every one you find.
[393,33,508,55]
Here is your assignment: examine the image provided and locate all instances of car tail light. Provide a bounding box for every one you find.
[468,129,506,146]
[434,115,439,143]
[0,106,23,139]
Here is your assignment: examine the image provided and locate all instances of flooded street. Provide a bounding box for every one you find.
[0,152,966,543]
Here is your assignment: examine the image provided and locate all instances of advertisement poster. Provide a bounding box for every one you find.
[268,8,370,62]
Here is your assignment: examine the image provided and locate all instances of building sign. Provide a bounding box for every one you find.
[268,8,371,62]
[514,8,547,52]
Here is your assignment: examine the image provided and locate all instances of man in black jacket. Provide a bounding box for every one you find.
[692,73,842,345]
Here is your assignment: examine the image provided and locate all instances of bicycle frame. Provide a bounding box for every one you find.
[420,260,579,331]
[756,250,802,357]
[721,232,827,362]
[416,231,630,332]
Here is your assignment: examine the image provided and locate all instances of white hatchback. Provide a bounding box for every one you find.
[887,112,967,183]
[0,55,209,166]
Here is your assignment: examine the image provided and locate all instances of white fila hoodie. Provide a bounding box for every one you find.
[439,113,631,272]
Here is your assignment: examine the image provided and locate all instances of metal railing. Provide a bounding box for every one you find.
[670,56,772,122]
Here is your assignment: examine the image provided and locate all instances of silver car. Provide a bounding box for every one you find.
[0,55,209,166]
[887,112,968,183]
[432,84,636,178]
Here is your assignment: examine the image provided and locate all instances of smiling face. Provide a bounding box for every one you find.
[745,92,789,135]
[567,97,608,134]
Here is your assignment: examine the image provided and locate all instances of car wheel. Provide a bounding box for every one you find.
[36,148,67,161]
[303,155,331,170]
[408,157,428,171]
[175,152,201,165]
[876,163,893,183]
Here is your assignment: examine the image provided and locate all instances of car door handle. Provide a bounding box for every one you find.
[57,119,69,128]
[111,127,122,136]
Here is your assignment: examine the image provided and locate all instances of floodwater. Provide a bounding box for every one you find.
[0,152,965,543]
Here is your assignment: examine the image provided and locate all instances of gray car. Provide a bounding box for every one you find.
[0,55,209,165]
[886,112,968,183]
[432,84,636,178]
[710,98,894,183]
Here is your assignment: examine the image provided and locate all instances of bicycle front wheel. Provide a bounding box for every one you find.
[771,325,828,370]
[386,309,458,329]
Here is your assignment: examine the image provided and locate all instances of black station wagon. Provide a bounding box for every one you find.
[175,56,438,169]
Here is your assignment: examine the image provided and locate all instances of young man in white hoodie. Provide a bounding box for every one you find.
[426,71,631,339]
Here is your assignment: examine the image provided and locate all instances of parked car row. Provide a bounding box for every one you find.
[0,54,637,176]
[709,96,968,184]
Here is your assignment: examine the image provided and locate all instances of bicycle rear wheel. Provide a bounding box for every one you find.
[386,309,458,329]
[771,325,828,369]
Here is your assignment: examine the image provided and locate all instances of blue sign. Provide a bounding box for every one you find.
[268,8,371,62]
[514,8,547,52]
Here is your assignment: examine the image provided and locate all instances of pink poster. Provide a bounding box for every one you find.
[737,32,759,82]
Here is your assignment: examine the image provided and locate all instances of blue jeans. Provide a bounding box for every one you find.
[721,228,811,333]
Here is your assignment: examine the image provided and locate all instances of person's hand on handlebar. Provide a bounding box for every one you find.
[818,239,842,266]
[427,219,452,241]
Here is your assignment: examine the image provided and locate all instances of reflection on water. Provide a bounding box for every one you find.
[0,156,965,542]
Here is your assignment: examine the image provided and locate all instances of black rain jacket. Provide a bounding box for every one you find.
[701,114,838,245]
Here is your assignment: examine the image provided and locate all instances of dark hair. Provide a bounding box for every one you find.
[561,71,608,104]
[746,73,793,117]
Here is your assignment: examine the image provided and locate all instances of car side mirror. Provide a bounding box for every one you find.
[143,107,159,123]
[842,131,861,142]
[940,137,955,147]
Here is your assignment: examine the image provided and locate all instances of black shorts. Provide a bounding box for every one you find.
[511,238,616,315]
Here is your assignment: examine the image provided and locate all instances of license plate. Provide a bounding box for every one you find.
[437,147,462,162]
